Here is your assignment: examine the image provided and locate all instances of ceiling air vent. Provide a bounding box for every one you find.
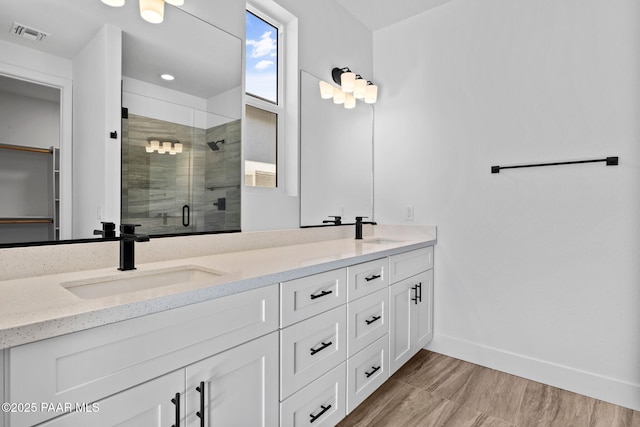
[10,22,49,42]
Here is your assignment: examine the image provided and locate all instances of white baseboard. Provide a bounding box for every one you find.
[425,333,640,412]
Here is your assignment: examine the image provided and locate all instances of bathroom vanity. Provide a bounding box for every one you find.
[0,225,435,427]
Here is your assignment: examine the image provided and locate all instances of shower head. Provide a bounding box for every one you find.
[207,139,225,151]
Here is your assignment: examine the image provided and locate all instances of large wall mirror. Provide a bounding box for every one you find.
[300,71,373,226]
[0,0,242,246]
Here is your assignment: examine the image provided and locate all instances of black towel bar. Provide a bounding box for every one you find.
[491,156,618,174]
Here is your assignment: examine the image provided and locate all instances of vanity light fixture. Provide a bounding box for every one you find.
[100,0,186,24]
[146,139,183,155]
[319,67,378,109]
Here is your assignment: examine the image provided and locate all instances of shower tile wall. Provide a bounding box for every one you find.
[122,114,241,234]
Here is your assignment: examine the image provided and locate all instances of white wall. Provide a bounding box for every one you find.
[0,91,59,149]
[374,0,640,410]
[242,0,373,231]
[72,25,122,239]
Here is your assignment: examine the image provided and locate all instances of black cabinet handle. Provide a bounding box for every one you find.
[365,315,382,325]
[365,273,381,282]
[411,285,419,304]
[310,404,332,423]
[182,205,190,227]
[417,282,422,302]
[195,381,205,427]
[310,341,333,356]
[171,392,180,427]
[310,289,333,300]
[365,366,381,378]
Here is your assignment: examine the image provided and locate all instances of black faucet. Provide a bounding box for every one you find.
[322,216,342,225]
[355,216,377,239]
[93,221,116,238]
[119,224,150,271]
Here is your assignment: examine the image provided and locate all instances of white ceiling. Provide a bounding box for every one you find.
[335,0,456,31]
[0,0,240,99]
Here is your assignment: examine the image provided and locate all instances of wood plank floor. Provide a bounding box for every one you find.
[338,350,640,427]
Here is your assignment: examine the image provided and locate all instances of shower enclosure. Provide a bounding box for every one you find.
[121,112,240,235]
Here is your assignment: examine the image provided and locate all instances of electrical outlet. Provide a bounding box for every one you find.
[404,205,414,221]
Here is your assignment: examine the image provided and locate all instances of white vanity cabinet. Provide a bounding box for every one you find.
[38,332,279,427]
[389,248,434,374]
[6,284,279,427]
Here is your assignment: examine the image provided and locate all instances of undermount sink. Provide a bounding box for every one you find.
[62,266,225,299]
[360,238,405,245]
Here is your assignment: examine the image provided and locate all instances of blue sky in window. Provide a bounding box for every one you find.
[246,11,277,103]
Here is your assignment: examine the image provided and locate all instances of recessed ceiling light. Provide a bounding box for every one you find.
[160,73,175,81]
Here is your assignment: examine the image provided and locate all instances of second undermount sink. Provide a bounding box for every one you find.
[62,266,225,299]
[360,238,405,245]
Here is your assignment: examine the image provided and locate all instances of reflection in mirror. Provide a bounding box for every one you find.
[300,71,373,227]
[0,0,242,246]
[0,76,61,244]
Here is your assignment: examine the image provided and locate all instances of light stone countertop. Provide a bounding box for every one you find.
[0,225,436,349]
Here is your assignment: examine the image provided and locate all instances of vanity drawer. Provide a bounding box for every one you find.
[347,257,388,301]
[389,246,433,284]
[8,284,278,427]
[280,362,346,427]
[280,305,347,400]
[347,335,389,414]
[347,288,388,357]
[281,268,347,327]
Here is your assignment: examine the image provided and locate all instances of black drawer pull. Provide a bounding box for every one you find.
[417,282,422,302]
[310,341,333,355]
[310,404,332,423]
[411,285,419,304]
[365,315,382,325]
[195,381,205,427]
[310,289,333,300]
[171,392,180,427]
[365,273,381,282]
[365,366,381,378]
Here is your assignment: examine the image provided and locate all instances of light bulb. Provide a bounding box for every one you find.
[174,143,183,153]
[145,145,154,153]
[353,78,367,99]
[140,0,164,23]
[341,71,356,93]
[364,84,378,104]
[319,81,334,99]
[101,0,125,6]
[344,93,356,109]
[333,87,345,104]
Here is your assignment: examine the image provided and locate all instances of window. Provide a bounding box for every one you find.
[245,7,282,188]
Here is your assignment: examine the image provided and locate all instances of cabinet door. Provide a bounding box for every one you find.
[185,332,278,427]
[39,370,184,427]
[389,278,414,375]
[414,270,434,349]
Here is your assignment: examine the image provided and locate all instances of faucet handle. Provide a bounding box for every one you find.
[355,216,368,223]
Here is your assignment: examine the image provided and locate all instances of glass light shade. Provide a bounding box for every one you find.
[174,143,183,153]
[333,87,345,104]
[169,149,177,155]
[341,71,356,93]
[353,79,367,99]
[344,93,356,109]
[162,142,172,151]
[158,147,166,154]
[145,145,154,153]
[319,81,334,99]
[101,0,125,6]
[165,0,184,4]
[364,84,378,104]
[150,140,160,149]
[140,0,164,23]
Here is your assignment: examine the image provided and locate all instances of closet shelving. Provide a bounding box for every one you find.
[0,143,60,244]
